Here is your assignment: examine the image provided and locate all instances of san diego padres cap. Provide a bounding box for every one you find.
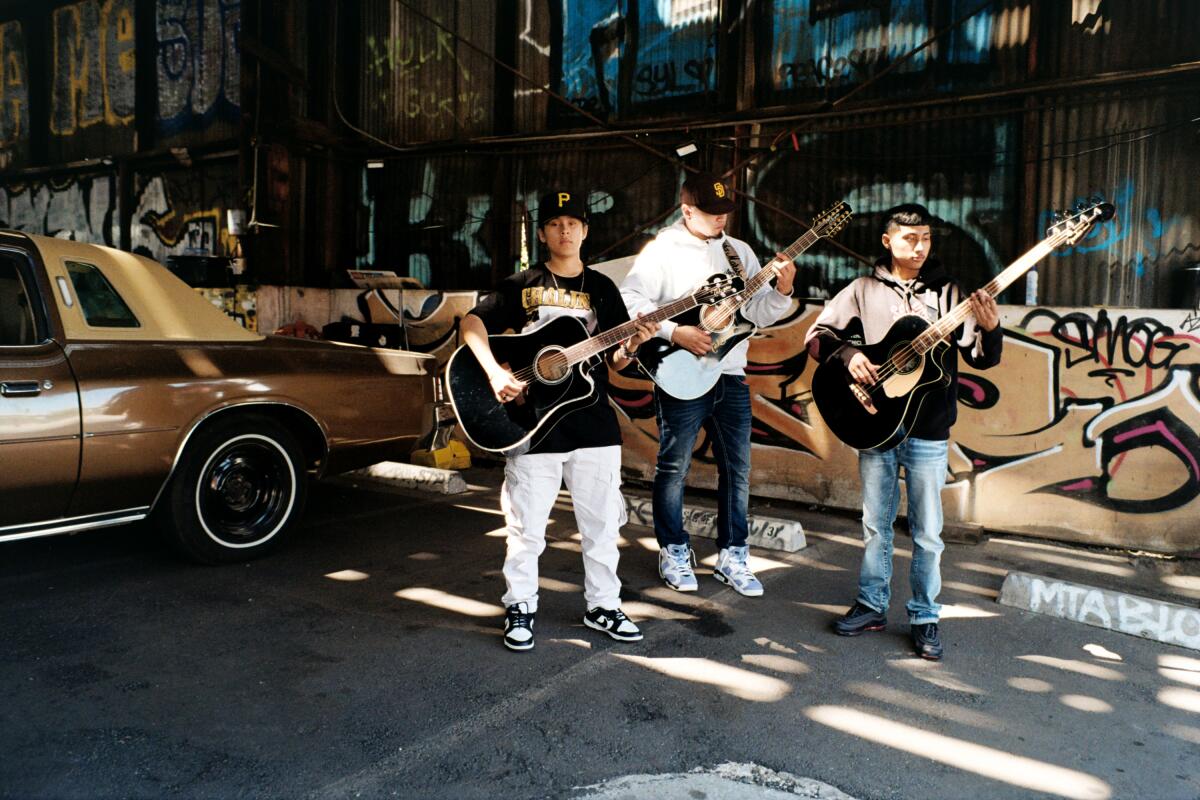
[681,172,736,215]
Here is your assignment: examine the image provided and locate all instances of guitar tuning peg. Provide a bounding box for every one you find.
[1052,211,1064,222]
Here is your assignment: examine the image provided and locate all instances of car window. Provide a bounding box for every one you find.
[64,260,140,328]
[0,256,36,345]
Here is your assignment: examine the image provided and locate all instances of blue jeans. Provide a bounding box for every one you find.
[857,437,948,625]
[653,374,751,550]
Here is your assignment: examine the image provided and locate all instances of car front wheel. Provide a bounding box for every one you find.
[158,415,308,563]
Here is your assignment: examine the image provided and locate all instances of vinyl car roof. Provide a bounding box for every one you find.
[25,233,263,343]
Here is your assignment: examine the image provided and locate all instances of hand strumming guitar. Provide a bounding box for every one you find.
[671,325,714,356]
[847,350,880,385]
[489,368,526,404]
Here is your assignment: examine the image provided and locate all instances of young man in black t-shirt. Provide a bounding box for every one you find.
[460,190,659,652]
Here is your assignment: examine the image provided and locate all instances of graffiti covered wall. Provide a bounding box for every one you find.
[48,0,137,161]
[0,174,118,243]
[131,162,239,261]
[0,160,238,264]
[0,20,29,169]
[156,0,241,138]
[605,298,1200,554]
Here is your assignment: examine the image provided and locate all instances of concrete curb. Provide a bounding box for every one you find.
[625,494,806,552]
[998,570,1200,652]
[346,462,468,495]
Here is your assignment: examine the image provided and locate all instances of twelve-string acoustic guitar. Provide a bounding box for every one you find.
[638,201,852,400]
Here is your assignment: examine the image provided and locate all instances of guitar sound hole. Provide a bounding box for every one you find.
[534,349,570,383]
[889,348,920,374]
[700,304,733,333]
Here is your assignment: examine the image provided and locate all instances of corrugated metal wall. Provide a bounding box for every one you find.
[0,0,244,263]
[1,0,1197,306]
[349,0,1199,311]
[1034,85,1200,309]
[358,0,496,144]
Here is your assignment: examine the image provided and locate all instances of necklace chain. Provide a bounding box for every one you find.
[548,264,584,293]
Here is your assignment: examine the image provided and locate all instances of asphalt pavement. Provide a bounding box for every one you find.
[1,467,1198,799]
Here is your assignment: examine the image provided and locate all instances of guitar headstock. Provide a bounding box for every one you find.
[1047,198,1116,247]
[813,201,853,239]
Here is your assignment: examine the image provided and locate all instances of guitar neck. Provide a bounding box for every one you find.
[562,289,710,363]
[912,233,1068,354]
[732,227,821,300]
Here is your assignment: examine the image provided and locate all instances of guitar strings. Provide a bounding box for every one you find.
[500,282,732,387]
[496,205,848,389]
[859,224,1079,394]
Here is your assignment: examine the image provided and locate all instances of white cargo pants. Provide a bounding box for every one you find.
[500,444,627,613]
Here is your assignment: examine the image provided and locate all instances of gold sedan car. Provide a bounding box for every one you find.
[0,232,436,562]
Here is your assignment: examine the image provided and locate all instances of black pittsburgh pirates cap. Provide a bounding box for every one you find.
[537,190,589,227]
[681,172,736,215]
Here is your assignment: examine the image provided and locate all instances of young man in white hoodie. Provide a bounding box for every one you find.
[620,172,795,596]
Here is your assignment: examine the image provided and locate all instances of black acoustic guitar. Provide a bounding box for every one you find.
[637,201,852,399]
[445,275,741,455]
[812,201,1115,451]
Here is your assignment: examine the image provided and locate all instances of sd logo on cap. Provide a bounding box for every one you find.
[681,172,736,215]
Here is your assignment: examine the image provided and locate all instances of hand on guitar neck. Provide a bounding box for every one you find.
[769,251,796,296]
[967,289,1000,332]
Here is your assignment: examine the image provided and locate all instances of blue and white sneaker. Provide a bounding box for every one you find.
[658,543,698,592]
[714,546,764,597]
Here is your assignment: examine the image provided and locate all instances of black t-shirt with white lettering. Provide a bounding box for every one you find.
[469,263,630,454]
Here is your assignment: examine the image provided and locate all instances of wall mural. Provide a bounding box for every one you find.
[50,0,136,136]
[0,165,236,264]
[556,0,721,117]
[768,0,1029,94]
[156,0,241,135]
[0,20,29,168]
[603,302,1200,554]
[0,175,118,243]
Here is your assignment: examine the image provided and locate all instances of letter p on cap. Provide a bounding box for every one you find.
[558,192,570,207]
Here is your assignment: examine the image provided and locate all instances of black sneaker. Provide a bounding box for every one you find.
[833,601,887,636]
[911,622,943,660]
[503,603,535,651]
[583,607,643,642]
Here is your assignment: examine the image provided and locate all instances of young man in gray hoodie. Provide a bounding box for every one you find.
[804,204,1003,660]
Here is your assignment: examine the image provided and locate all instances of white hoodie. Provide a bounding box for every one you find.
[619,219,793,375]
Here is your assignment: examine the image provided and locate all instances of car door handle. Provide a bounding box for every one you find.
[1,381,41,397]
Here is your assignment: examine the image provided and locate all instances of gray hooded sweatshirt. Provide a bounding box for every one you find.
[804,256,1003,441]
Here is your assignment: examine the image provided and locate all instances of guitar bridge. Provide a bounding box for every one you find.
[850,383,877,415]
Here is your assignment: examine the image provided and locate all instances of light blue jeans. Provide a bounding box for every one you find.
[856,437,948,625]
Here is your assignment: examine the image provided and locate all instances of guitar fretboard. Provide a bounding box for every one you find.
[911,232,1070,355]
[560,286,721,363]
[737,228,822,297]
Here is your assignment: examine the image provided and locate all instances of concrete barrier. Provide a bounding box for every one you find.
[624,494,806,552]
[998,570,1200,652]
[346,462,468,495]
